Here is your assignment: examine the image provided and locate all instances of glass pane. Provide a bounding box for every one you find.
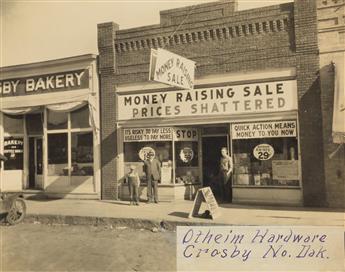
[124,141,172,184]
[175,141,199,184]
[47,110,68,130]
[3,114,24,135]
[71,132,94,176]
[3,137,24,170]
[232,137,299,186]
[48,133,68,176]
[26,114,43,135]
[71,106,90,129]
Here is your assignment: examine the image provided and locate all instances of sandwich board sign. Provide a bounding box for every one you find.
[149,48,195,90]
[189,187,220,219]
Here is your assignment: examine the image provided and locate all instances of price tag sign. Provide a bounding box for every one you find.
[253,144,274,160]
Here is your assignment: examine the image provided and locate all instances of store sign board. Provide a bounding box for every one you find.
[149,48,195,90]
[272,160,299,180]
[123,127,173,142]
[174,128,198,141]
[232,120,297,139]
[117,80,298,120]
[0,69,89,97]
[189,187,220,219]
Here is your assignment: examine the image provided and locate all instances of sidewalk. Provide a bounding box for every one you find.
[21,198,345,229]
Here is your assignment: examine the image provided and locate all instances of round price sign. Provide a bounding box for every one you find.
[179,147,194,163]
[253,144,274,161]
[139,146,155,161]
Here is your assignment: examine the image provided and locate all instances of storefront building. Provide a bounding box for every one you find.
[0,54,101,199]
[98,0,331,206]
[317,0,345,208]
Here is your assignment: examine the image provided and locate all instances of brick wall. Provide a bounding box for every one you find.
[98,0,328,205]
[317,0,345,208]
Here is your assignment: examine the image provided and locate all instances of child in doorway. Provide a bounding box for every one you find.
[125,165,141,205]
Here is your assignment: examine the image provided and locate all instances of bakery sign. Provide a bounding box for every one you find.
[117,80,298,120]
[0,69,89,97]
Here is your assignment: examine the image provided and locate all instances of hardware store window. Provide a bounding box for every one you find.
[231,120,300,187]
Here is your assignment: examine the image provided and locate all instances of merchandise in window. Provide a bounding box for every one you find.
[48,133,68,176]
[124,141,172,183]
[71,132,94,176]
[232,137,299,186]
[175,141,199,184]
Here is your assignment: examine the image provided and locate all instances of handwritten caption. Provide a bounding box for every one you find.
[176,226,344,271]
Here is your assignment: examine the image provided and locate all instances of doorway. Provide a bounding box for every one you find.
[202,135,228,199]
[28,137,43,189]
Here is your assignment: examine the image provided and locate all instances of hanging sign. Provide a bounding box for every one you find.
[253,144,275,160]
[149,48,195,90]
[123,127,173,142]
[232,120,297,139]
[117,80,298,120]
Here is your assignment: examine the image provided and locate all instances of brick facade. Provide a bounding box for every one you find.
[98,0,332,206]
[317,0,345,208]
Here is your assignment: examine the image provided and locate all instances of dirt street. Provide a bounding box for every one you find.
[1,223,176,271]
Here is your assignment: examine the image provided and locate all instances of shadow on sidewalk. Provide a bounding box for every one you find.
[168,212,189,219]
[218,203,345,213]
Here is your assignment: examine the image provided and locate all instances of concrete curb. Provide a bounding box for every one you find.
[23,214,228,231]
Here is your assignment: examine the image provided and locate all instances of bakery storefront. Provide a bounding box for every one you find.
[116,78,302,205]
[0,55,100,198]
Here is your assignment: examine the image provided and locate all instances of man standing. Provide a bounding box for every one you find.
[219,147,233,203]
[143,151,161,203]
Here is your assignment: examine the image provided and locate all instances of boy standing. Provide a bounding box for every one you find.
[125,165,140,205]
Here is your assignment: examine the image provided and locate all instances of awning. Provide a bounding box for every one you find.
[332,57,345,144]
[0,89,99,135]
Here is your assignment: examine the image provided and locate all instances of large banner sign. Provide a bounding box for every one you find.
[149,48,195,90]
[117,80,298,121]
[0,69,89,97]
[232,120,297,139]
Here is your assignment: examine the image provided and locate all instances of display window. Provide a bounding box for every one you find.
[123,127,200,185]
[71,132,94,176]
[48,133,68,176]
[124,141,173,183]
[231,120,300,187]
[46,107,94,178]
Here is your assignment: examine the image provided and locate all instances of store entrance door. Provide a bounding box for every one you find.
[202,136,228,198]
[28,137,43,189]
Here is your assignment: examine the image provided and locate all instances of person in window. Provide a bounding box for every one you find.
[143,151,161,203]
[125,165,140,206]
[219,147,233,203]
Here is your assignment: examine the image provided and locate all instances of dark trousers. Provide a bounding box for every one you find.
[220,172,232,203]
[147,178,158,202]
[128,180,139,203]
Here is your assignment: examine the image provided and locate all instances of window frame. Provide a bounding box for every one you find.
[46,108,93,179]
